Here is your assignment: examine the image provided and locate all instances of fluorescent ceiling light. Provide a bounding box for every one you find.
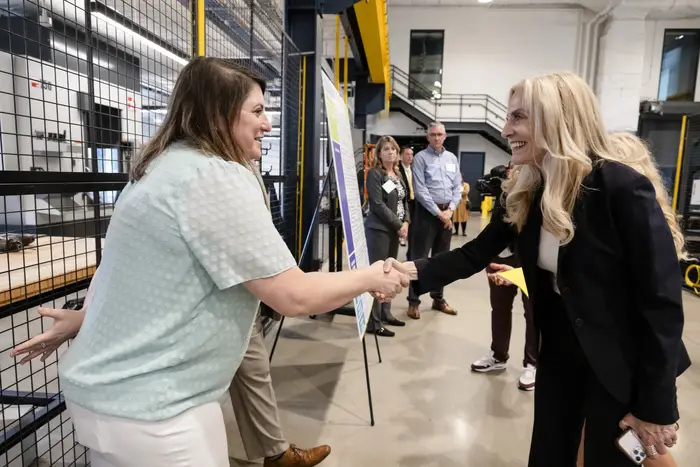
[91,11,189,66]
[478,0,492,3]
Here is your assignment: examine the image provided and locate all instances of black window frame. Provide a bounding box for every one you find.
[658,29,700,102]
[408,29,445,101]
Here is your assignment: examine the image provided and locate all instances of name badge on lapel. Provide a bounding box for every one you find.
[446,163,457,173]
[382,179,397,193]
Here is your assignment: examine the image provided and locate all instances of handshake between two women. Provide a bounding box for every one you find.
[368,258,418,303]
[367,258,516,304]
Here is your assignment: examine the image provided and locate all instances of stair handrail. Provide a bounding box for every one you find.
[389,64,508,130]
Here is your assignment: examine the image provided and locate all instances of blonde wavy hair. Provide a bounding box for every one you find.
[502,72,685,258]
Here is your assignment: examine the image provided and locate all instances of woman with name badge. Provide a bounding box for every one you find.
[364,136,411,337]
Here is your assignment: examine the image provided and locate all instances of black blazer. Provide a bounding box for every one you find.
[365,167,411,233]
[413,160,690,425]
[399,164,411,197]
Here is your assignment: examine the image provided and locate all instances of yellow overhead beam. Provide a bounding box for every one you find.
[353,0,391,108]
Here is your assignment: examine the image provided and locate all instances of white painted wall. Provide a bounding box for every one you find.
[366,112,425,137]
[595,16,700,131]
[387,6,700,133]
[595,19,648,132]
[387,6,587,103]
[459,133,511,175]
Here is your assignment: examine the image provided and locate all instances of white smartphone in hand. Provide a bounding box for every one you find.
[616,428,648,465]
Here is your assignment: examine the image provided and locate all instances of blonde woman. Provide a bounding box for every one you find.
[364,136,411,336]
[393,72,689,466]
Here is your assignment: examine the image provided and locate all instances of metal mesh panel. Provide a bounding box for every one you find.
[205,0,300,254]
[0,0,187,463]
[1,1,302,464]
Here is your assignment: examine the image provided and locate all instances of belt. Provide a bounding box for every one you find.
[436,203,450,210]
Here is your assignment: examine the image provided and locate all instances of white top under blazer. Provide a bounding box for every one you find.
[537,227,561,294]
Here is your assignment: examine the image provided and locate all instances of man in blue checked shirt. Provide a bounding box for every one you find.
[406,122,463,320]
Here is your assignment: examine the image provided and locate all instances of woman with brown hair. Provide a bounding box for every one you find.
[364,135,411,337]
[21,58,408,467]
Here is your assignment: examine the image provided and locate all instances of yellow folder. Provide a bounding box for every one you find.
[496,267,529,297]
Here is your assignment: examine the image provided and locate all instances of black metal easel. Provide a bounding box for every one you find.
[268,158,381,426]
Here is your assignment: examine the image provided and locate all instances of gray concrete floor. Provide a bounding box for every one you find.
[248,214,700,466]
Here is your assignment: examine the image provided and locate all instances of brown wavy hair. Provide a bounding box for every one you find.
[373,135,400,172]
[131,57,267,181]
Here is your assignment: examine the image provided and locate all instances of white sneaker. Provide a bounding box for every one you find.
[518,364,536,391]
[471,351,507,373]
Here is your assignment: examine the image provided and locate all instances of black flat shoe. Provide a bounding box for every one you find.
[385,318,406,327]
[368,327,395,337]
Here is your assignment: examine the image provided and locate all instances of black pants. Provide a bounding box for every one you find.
[366,227,399,330]
[405,199,415,256]
[487,255,538,367]
[529,269,634,467]
[407,204,453,305]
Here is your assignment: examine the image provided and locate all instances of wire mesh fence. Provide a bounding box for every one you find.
[0,1,302,465]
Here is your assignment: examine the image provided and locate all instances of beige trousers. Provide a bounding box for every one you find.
[222,315,289,461]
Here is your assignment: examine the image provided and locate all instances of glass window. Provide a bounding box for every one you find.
[659,30,700,101]
[408,30,444,101]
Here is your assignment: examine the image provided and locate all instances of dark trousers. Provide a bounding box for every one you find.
[454,222,467,235]
[407,203,453,305]
[528,269,634,467]
[405,199,415,255]
[366,227,399,330]
[487,255,538,367]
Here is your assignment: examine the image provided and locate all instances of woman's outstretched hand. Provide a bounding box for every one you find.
[367,258,412,302]
[9,307,85,364]
[368,259,417,302]
[487,263,514,286]
[383,258,418,280]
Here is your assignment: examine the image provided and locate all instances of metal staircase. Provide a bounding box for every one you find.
[389,65,511,153]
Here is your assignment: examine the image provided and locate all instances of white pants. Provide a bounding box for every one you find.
[66,400,229,467]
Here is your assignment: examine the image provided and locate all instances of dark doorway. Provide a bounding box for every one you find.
[460,151,485,211]
[82,104,123,173]
[444,135,459,158]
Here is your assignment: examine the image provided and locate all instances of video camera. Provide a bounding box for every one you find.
[475,165,509,197]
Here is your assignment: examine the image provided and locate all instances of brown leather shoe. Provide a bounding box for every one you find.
[432,299,457,315]
[407,304,420,320]
[264,444,331,467]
